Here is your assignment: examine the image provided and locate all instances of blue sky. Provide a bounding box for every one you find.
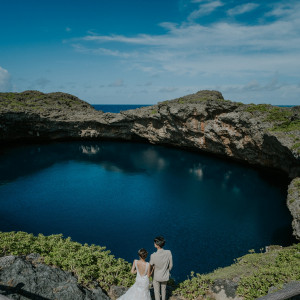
[0,0,299,104]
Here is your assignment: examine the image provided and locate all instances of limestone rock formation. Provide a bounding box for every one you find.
[0,90,299,177]
[0,254,109,300]
[287,178,300,240]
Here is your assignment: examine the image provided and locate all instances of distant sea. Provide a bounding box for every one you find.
[93,104,150,113]
[92,104,297,113]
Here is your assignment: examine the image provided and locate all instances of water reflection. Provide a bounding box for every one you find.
[80,145,101,155]
[189,164,204,181]
[0,141,290,189]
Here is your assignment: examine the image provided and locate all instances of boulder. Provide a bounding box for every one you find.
[287,178,300,240]
[0,254,110,300]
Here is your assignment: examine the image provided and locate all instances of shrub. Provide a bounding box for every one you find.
[173,272,212,299]
[0,231,134,291]
[237,244,300,299]
[173,243,300,300]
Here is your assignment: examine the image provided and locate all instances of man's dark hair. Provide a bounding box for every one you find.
[138,248,148,259]
[154,236,165,248]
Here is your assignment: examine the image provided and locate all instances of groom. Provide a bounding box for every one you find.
[150,236,173,300]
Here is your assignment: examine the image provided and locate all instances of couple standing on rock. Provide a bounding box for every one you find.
[117,236,173,300]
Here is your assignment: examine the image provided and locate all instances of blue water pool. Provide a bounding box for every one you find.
[0,141,294,281]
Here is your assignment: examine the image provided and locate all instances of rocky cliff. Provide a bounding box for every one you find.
[0,90,299,176]
[0,90,300,239]
[287,178,300,240]
[0,254,109,300]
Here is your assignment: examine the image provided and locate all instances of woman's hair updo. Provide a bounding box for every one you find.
[138,248,148,259]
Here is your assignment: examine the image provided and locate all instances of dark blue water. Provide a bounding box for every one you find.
[92,104,297,114]
[93,104,150,113]
[0,141,294,281]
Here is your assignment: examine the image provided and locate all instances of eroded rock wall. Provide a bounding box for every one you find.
[0,254,109,300]
[287,178,300,240]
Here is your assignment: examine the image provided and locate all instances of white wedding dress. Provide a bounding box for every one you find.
[117,260,151,300]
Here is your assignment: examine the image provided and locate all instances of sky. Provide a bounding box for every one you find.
[0,0,300,105]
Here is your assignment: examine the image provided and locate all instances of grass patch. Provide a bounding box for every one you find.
[271,120,300,132]
[173,272,212,300]
[0,91,94,113]
[291,142,300,154]
[293,178,300,188]
[0,231,134,292]
[177,97,225,104]
[245,104,271,113]
[173,244,300,300]
[264,107,293,122]
[237,244,300,299]
[245,104,300,132]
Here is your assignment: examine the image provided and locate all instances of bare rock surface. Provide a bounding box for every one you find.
[0,254,110,300]
[287,178,300,240]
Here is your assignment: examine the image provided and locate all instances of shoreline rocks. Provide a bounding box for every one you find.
[0,254,109,300]
[287,178,300,240]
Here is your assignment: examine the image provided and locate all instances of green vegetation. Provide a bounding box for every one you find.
[173,272,212,299]
[292,143,300,154]
[237,244,300,299]
[245,104,272,113]
[294,178,300,188]
[271,120,300,133]
[173,243,300,300]
[0,231,134,291]
[1,231,299,299]
[177,97,223,104]
[159,90,225,105]
[0,91,94,113]
[245,104,300,133]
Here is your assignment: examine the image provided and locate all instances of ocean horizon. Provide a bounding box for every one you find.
[92,104,296,113]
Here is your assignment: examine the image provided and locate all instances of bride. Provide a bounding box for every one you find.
[117,248,152,300]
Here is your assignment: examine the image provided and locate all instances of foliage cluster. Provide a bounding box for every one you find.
[159,90,225,105]
[0,231,135,291]
[173,272,212,299]
[292,142,300,154]
[177,97,224,104]
[237,243,300,299]
[0,91,93,113]
[173,244,300,300]
[245,104,300,132]
[288,177,300,204]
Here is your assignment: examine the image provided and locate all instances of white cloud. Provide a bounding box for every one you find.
[0,66,12,92]
[69,1,300,104]
[75,6,300,54]
[108,79,124,87]
[72,43,135,58]
[227,3,259,16]
[230,76,283,93]
[188,1,224,21]
[159,87,178,93]
[219,80,300,105]
[265,3,294,17]
[191,0,208,3]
